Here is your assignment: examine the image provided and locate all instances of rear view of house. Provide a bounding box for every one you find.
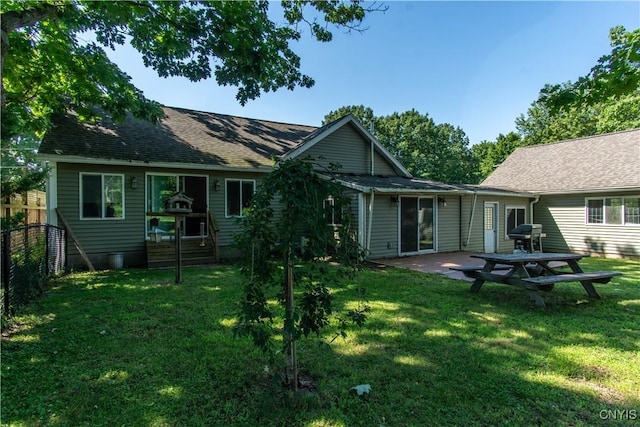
[39,106,535,269]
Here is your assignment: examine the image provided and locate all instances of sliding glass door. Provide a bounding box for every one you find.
[400,196,434,254]
[146,174,208,238]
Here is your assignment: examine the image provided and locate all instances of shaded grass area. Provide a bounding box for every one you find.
[2,258,639,426]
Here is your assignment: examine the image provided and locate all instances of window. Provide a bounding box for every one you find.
[587,199,604,224]
[80,173,124,219]
[323,196,343,226]
[625,197,640,224]
[586,197,640,225]
[226,179,254,217]
[505,206,526,236]
[147,175,178,213]
[145,174,208,237]
[605,198,622,225]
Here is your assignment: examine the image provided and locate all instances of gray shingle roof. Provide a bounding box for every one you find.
[39,106,318,169]
[481,129,640,193]
[334,174,532,197]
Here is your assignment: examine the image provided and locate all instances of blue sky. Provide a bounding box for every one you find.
[103,1,639,145]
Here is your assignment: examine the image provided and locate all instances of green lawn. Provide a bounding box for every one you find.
[2,257,639,426]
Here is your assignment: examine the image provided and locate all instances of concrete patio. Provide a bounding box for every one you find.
[375,252,483,282]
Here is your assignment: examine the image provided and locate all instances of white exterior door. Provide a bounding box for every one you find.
[484,202,498,253]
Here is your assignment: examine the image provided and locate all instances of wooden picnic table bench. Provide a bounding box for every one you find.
[522,271,621,285]
[449,265,512,273]
[450,253,622,308]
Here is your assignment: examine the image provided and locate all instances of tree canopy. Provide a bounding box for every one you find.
[471,132,522,179]
[537,26,640,112]
[0,0,383,199]
[1,0,383,137]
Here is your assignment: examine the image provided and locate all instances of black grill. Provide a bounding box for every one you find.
[508,224,544,253]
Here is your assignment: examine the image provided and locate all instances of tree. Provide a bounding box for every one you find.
[324,107,478,184]
[537,26,640,112]
[323,104,377,128]
[0,1,385,198]
[1,133,46,196]
[1,1,384,130]
[472,132,522,181]
[233,158,367,391]
[516,92,640,145]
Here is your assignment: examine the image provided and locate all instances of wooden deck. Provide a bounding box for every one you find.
[146,238,217,268]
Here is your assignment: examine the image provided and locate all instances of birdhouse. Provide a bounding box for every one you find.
[163,191,193,214]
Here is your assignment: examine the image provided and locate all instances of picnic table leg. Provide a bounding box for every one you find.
[567,260,602,299]
[469,261,496,293]
[527,290,546,308]
[470,278,484,292]
[580,281,602,299]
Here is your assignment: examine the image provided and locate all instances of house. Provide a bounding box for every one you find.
[38,106,534,269]
[482,129,640,258]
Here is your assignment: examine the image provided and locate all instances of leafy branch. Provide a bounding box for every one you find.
[233,158,368,391]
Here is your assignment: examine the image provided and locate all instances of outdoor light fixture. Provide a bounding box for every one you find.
[390,196,399,206]
[212,179,221,192]
[131,177,138,189]
[438,197,447,208]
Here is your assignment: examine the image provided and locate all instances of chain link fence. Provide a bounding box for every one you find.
[1,224,67,316]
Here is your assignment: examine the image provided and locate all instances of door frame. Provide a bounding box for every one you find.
[483,201,498,253]
[398,195,436,256]
[145,172,209,240]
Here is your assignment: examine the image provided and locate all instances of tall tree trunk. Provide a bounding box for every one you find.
[284,247,298,391]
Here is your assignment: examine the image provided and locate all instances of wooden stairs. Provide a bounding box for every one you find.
[146,210,220,269]
[146,238,216,268]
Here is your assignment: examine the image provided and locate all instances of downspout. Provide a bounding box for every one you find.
[530,195,540,223]
[366,189,375,257]
[465,192,478,248]
[367,122,375,256]
[369,122,375,176]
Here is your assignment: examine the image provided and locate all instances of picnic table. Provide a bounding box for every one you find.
[450,253,622,308]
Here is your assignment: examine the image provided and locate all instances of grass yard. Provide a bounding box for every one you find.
[2,257,639,426]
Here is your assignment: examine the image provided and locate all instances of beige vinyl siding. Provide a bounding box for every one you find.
[461,195,532,253]
[57,163,147,268]
[365,193,399,258]
[207,171,263,249]
[460,195,483,252]
[534,192,640,257]
[57,163,269,266]
[437,196,461,252]
[304,124,397,176]
[363,193,464,258]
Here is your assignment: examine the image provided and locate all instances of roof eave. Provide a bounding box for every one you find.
[529,186,640,195]
[37,153,274,173]
[334,179,534,197]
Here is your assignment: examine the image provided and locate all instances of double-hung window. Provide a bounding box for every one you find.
[505,206,526,236]
[625,197,640,224]
[80,173,124,219]
[226,179,255,217]
[586,196,640,225]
